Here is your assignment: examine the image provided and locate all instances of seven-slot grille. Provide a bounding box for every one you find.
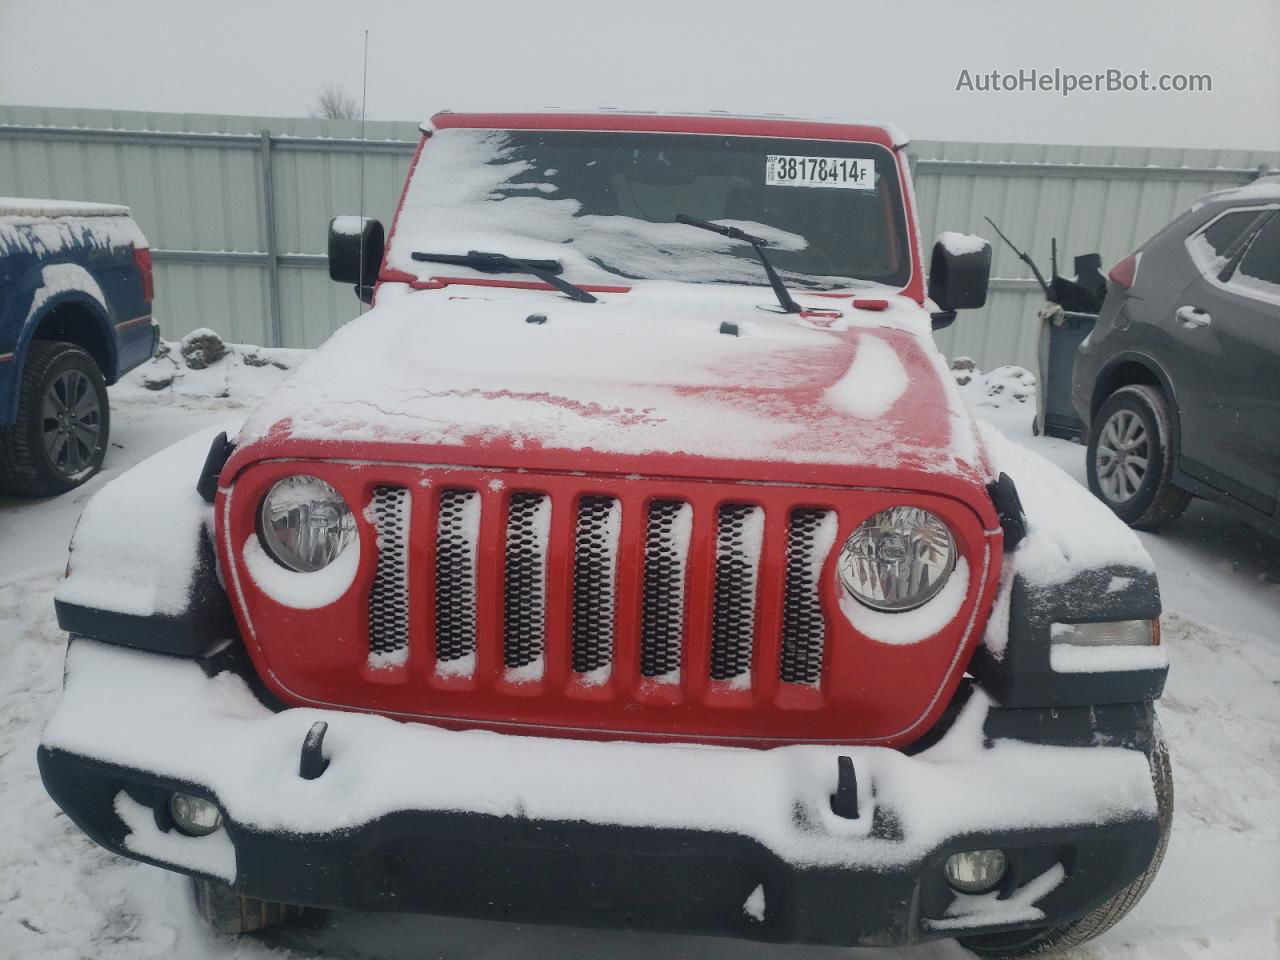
[365,484,840,688]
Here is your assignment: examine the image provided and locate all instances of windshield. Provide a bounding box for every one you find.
[386,128,913,291]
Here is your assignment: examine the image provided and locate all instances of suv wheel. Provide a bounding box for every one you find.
[961,735,1173,958]
[0,340,110,497]
[1086,385,1190,529]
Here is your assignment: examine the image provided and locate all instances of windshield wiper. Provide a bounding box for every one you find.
[674,213,801,314]
[410,250,597,303]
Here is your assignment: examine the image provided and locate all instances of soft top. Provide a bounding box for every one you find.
[425,111,906,149]
[0,197,132,219]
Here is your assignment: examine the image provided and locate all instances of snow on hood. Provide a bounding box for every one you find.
[237,283,985,485]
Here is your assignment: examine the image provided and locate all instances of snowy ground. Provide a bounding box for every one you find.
[0,358,1277,960]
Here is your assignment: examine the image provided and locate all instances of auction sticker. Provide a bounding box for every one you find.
[765,155,874,189]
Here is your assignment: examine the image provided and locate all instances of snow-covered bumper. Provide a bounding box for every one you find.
[39,639,1164,947]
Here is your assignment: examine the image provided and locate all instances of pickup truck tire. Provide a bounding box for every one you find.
[191,877,306,935]
[0,340,109,496]
[960,733,1173,958]
[1086,385,1190,530]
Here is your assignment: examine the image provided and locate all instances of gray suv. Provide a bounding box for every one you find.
[1073,175,1280,536]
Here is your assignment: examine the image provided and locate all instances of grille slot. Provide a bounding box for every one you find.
[571,495,621,679]
[434,489,480,671]
[367,485,411,665]
[780,508,838,685]
[709,503,763,684]
[503,492,551,676]
[640,499,692,679]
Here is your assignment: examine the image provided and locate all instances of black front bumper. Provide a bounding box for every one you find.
[38,641,1165,948]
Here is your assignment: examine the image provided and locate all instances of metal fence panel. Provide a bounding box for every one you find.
[2,105,1276,369]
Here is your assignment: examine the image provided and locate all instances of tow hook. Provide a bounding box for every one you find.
[299,721,330,780]
[830,755,860,819]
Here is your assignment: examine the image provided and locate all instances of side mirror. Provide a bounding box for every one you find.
[328,216,385,304]
[928,233,992,324]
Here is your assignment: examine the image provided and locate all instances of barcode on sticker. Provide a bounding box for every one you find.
[765,155,874,190]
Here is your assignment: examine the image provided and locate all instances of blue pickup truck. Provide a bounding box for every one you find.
[0,198,157,496]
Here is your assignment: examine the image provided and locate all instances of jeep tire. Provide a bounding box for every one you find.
[1086,385,1190,530]
[0,340,110,497]
[960,734,1173,958]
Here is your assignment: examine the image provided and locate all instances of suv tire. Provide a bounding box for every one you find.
[191,877,305,935]
[1086,385,1190,529]
[0,340,110,497]
[960,734,1173,958]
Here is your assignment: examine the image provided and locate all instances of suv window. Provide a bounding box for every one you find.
[1236,214,1280,287]
[1200,209,1260,257]
[391,128,912,291]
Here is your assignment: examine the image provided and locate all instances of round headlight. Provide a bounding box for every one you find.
[836,506,956,612]
[258,475,357,572]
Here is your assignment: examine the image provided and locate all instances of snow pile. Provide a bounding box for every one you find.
[113,336,305,410]
[952,359,1036,408]
[55,424,234,618]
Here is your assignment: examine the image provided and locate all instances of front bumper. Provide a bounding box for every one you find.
[40,639,1163,947]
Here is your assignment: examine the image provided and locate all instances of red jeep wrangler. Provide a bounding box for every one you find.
[40,112,1171,956]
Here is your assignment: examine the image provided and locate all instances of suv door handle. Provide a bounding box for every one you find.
[1176,305,1212,329]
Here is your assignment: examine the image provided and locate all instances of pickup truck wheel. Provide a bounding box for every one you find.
[1086,385,1190,530]
[191,877,306,935]
[959,734,1173,958]
[0,340,109,496]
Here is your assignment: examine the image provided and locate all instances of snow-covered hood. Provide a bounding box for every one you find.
[236,282,989,493]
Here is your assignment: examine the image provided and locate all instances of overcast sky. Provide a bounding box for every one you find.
[1,0,1277,152]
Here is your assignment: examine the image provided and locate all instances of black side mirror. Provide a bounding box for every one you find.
[328,216,385,304]
[928,233,992,322]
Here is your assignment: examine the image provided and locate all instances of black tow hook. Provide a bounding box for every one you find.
[830,755,860,820]
[299,721,330,780]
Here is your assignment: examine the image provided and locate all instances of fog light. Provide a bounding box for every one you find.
[944,849,1007,894]
[168,792,223,837]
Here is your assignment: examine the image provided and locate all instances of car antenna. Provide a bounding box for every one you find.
[984,216,1050,297]
[357,29,370,314]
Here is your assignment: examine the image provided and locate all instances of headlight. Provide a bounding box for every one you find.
[258,475,357,572]
[836,506,956,612]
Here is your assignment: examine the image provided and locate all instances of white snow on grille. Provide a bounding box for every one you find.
[571,496,622,683]
[710,503,764,687]
[434,489,481,677]
[503,492,552,683]
[640,499,693,683]
[367,486,411,668]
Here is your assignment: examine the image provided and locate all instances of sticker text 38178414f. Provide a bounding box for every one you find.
[765,155,874,190]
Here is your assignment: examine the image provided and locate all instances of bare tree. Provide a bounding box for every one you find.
[311,84,360,121]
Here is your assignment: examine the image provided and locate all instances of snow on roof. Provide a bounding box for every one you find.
[424,110,907,147]
[0,196,131,218]
[1193,174,1280,209]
